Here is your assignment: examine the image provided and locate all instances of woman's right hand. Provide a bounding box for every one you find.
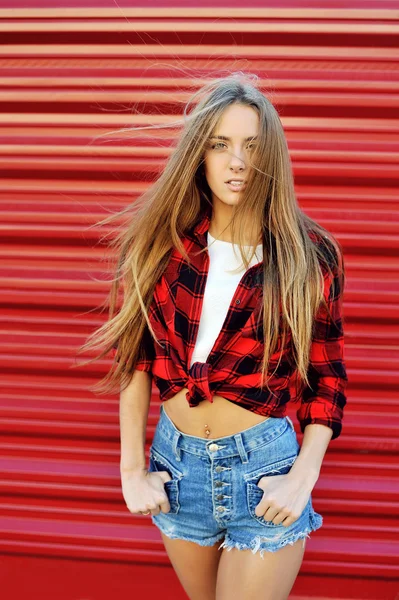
[121,468,172,516]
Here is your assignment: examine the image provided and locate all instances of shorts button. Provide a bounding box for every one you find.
[217,506,225,512]
[216,494,224,500]
[215,480,223,487]
[209,443,219,452]
[215,466,223,473]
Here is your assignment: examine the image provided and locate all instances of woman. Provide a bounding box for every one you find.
[81,72,348,599]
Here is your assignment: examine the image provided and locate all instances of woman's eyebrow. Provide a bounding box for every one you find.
[209,135,258,142]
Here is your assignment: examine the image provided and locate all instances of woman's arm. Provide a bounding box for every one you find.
[119,369,153,476]
[288,258,348,488]
[287,423,332,488]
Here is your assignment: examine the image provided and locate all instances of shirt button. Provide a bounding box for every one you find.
[217,506,225,512]
[209,443,219,452]
[215,466,223,473]
[235,299,240,304]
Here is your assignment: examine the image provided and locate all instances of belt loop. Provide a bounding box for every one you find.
[234,433,249,464]
[172,430,182,461]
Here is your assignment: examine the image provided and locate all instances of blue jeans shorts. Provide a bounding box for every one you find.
[148,403,323,558]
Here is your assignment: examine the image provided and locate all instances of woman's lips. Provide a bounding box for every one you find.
[225,182,247,192]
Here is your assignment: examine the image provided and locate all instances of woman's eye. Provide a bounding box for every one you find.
[209,142,256,151]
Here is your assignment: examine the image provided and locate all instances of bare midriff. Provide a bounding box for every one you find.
[163,387,270,440]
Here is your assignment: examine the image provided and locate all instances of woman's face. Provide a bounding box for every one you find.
[203,103,259,209]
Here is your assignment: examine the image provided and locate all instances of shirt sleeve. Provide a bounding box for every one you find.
[112,322,155,373]
[296,260,348,441]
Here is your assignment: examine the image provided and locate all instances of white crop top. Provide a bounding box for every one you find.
[189,231,263,367]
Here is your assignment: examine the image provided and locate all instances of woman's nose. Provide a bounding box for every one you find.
[229,149,246,167]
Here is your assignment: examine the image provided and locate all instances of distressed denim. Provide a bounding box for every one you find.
[149,403,323,557]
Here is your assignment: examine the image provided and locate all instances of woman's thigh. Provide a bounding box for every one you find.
[161,532,223,600]
[216,536,306,600]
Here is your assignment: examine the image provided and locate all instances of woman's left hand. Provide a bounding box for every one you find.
[254,471,315,527]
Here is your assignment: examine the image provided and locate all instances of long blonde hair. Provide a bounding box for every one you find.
[78,72,345,398]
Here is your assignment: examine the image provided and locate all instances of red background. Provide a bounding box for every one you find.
[1,1,398,598]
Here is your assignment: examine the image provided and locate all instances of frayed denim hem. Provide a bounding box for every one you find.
[152,517,226,547]
[218,511,323,559]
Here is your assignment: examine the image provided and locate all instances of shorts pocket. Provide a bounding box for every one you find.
[245,454,298,528]
[148,446,184,514]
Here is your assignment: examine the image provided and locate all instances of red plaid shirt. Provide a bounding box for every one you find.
[127,206,348,440]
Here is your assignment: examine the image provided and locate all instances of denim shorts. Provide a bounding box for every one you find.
[148,403,323,557]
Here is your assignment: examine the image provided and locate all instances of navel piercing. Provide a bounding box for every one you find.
[204,424,211,437]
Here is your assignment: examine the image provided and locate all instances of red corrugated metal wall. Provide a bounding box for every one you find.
[1,3,398,599]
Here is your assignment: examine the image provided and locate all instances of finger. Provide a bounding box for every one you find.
[154,490,171,513]
[158,470,172,484]
[151,492,170,514]
[278,512,300,527]
[263,505,281,520]
[149,504,161,516]
[255,499,281,520]
[264,509,285,524]
[159,498,171,513]
[264,508,296,526]
[255,497,276,518]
